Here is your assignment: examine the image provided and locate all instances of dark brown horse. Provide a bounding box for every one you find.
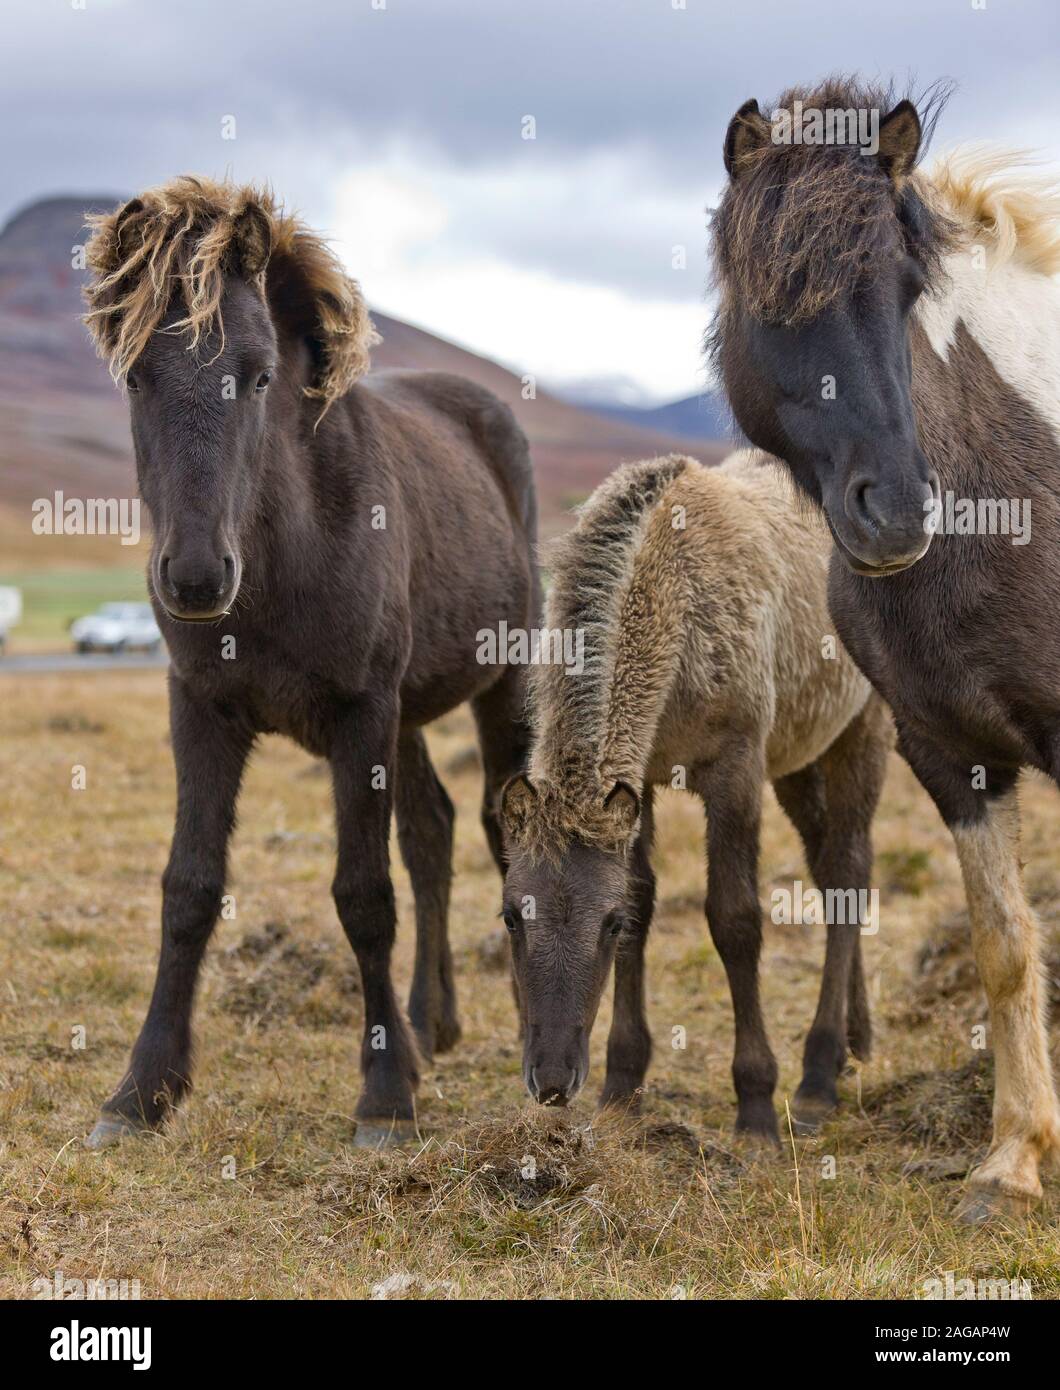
[81,176,539,1148]
[711,78,1060,1219]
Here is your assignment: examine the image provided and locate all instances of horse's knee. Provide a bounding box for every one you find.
[631,867,656,927]
[160,872,223,947]
[334,877,397,950]
[706,899,762,963]
[481,801,507,874]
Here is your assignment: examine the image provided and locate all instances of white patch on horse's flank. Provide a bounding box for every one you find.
[915,244,1060,448]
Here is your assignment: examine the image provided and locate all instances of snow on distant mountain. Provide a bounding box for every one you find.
[553,381,736,444]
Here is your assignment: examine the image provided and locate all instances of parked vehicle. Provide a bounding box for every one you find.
[70,602,162,654]
[0,586,22,655]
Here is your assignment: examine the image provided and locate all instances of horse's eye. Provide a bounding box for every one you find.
[604,911,625,938]
[126,373,140,392]
[255,370,272,392]
[501,907,521,935]
[901,261,927,306]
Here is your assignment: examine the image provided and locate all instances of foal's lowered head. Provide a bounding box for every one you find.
[711,79,957,576]
[499,773,643,1106]
[83,176,378,621]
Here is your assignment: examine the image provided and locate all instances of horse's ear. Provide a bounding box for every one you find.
[233,202,273,281]
[602,780,640,835]
[501,774,538,836]
[876,100,921,182]
[724,98,771,178]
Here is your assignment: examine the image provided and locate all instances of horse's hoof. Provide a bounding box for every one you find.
[433,1017,462,1056]
[411,1016,461,1064]
[732,1127,781,1161]
[790,1093,837,1136]
[598,1088,643,1116]
[956,1186,1036,1226]
[353,1118,420,1150]
[83,1114,150,1150]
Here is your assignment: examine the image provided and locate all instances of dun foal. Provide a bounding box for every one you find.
[81,177,538,1148]
[501,451,891,1141]
[712,77,1060,1216]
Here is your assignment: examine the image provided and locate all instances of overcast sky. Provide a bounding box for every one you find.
[3,0,1057,401]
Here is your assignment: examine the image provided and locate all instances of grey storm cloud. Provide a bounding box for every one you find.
[2,0,1057,307]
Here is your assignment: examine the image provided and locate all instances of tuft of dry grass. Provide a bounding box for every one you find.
[2,672,1059,1299]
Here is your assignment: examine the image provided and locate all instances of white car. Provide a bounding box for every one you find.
[0,586,20,655]
[70,602,162,655]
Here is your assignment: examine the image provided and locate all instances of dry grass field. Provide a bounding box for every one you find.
[2,669,1060,1300]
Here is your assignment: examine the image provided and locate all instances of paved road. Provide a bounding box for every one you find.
[0,651,169,674]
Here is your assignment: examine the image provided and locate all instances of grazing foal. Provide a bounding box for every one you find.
[501,451,891,1141]
[81,177,538,1147]
[712,78,1060,1217]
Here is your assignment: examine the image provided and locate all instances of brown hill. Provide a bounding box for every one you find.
[0,195,728,563]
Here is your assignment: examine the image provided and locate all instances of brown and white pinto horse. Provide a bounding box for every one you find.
[711,78,1060,1220]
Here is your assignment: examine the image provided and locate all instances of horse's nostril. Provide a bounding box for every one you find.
[159,555,171,586]
[529,1063,578,1106]
[223,554,236,580]
[852,483,878,534]
[537,1087,569,1107]
[845,476,888,543]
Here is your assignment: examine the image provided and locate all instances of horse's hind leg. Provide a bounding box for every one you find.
[397,728,460,1060]
[774,694,889,1133]
[471,663,532,877]
[600,789,656,1111]
[332,692,421,1148]
[847,933,872,1062]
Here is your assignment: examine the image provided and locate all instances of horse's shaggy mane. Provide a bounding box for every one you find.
[927,147,1060,276]
[510,454,693,863]
[711,77,958,326]
[83,175,378,411]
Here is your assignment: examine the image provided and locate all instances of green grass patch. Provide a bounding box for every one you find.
[0,565,148,645]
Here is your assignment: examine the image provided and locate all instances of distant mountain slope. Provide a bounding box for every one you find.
[576,390,736,444]
[0,195,729,559]
[368,313,728,524]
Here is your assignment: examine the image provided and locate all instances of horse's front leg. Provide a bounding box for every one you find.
[693,743,779,1146]
[86,676,253,1147]
[899,729,1060,1221]
[600,788,655,1110]
[331,694,421,1148]
[950,790,1060,1221]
